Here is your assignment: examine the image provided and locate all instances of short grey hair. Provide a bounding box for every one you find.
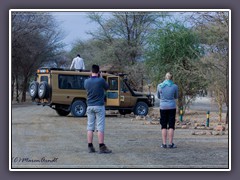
[165,72,173,80]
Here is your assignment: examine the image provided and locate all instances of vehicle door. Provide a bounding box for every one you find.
[119,80,133,107]
[106,76,120,106]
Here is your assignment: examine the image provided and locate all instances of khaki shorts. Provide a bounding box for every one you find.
[87,106,105,133]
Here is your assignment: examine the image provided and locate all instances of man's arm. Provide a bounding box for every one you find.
[102,78,109,90]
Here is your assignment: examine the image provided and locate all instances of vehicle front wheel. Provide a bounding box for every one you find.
[134,101,149,116]
[55,109,70,116]
[71,100,87,117]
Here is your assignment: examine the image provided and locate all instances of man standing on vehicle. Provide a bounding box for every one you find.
[70,54,85,70]
[84,64,112,153]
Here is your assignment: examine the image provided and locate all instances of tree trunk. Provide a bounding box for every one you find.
[216,89,223,122]
[16,75,19,103]
[21,76,29,102]
[226,108,229,124]
[177,94,184,115]
[12,75,15,101]
[225,89,229,124]
[225,56,229,124]
[218,103,222,122]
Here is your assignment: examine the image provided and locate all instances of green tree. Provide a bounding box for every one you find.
[145,22,207,113]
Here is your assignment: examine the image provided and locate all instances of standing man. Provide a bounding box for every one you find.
[84,64,112,154]
[157,72,178,148]
[70,54,85,70]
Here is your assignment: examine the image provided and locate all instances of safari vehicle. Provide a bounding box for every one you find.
[29,67,155,117]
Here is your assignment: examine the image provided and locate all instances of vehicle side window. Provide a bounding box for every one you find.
[121,81,129,92]
[76,76,88,89]
[108,77,118,90]
[58,75,88,90]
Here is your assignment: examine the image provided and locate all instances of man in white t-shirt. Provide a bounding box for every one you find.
[70,54,85,70]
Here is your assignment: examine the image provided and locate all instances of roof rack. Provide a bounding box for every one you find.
[39,67,91,72]
[49,68,64,71]
[39,67,127,75]
[118,73,128,77]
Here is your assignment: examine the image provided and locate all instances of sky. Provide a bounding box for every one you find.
[52,12,99,51]
[52,11,190,49]
[50,11,205,51]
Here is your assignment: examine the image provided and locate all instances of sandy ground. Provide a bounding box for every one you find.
[11,104,229,170]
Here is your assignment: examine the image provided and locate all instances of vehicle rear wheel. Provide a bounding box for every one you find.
[29,81,39,99]
[55,109,70,116]
[71,100,87,117]
[118,109,132,115]
[134,101,149,116]
[38,81,49,99]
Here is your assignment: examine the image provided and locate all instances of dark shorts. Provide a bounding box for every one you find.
[160,109,176,129]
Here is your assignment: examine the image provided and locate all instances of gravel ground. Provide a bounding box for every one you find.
[11,104,229,170]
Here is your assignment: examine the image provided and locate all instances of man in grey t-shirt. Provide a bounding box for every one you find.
[84,64,112,154]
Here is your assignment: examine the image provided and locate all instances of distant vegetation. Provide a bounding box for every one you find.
[11,11,229,123]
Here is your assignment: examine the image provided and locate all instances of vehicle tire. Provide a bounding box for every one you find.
[71,100,87,117]
[55,109,70,116]
[118,109,132,115]
[38,81,49,99]
[29,81,39,99]
[134,101,149,116]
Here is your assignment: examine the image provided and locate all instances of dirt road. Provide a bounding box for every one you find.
[11,104,229,170]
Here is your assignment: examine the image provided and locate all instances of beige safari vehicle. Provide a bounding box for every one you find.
[29,68,155,117]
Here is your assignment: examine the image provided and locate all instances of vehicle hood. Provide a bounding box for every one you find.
[133,91,148,96]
